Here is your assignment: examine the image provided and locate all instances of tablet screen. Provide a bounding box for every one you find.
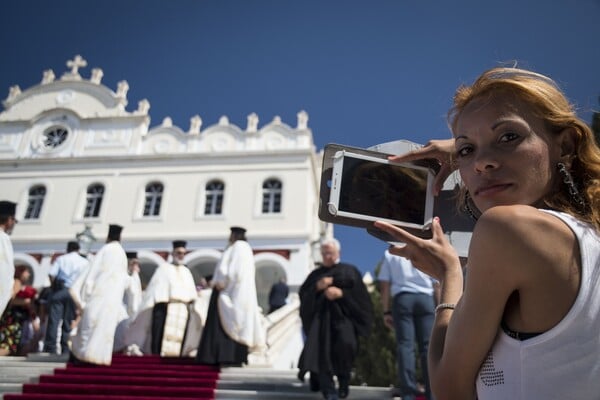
[337,155,429,225]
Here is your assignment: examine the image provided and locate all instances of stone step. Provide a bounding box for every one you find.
[0,357,65,398]
[0,356,396,400]
[0,384,22,398]
[217,367,394,399]
[216,386,393,398]
[0,356,65,399]
[216,385,392,399]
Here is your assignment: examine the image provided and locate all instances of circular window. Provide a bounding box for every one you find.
[43,126,69,148]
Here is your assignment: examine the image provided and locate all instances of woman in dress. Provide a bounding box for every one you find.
[0,265,37,355]
[374,67,600,399]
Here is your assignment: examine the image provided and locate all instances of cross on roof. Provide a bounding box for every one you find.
[66,55,87,75]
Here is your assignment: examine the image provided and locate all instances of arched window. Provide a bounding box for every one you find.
[24,185,46,220]
[84,184,104,218]
[262,179,282,213]
[204,180,224,215]
[143,182,163,216]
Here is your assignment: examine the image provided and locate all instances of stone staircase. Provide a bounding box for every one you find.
[0,355,66,399]
[1,355,395,399]
[1,300,398,399]
[216,366,393,399]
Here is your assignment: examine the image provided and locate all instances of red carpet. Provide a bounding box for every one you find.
[4,354,219,400]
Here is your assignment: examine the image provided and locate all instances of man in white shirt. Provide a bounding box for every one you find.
[44,241,89,354]
[0,200,17,317]
[379,249,438,400]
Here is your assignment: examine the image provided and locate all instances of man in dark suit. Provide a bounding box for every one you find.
[268,277,289,313]
[298,238,373,400]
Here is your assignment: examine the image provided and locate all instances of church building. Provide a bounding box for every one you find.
[0,55,330,311]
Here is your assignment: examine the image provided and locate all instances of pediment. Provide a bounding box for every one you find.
[260,117,295,137]
[1,80,128,122]
[142,131,188,154]
[201,120,245,140]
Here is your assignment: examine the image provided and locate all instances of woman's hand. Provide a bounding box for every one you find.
[373,217,461,282]
[389,139,456,196]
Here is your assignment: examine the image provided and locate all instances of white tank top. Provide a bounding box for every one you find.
[476,210,600,400]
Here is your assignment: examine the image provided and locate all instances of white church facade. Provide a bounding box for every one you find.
[0,55,331,311]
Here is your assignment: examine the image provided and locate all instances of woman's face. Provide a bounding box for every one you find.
[19,269,31,284]
[453,95,562,213]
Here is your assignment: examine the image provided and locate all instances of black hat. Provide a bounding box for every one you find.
[230,226,247,235]
[172,240,187,249]
[0,201,16,216]
[126,251,137,259]
[66,241,80,252]
[107,224,123,240]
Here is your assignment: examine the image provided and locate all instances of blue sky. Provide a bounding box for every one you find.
[2,0,599,275]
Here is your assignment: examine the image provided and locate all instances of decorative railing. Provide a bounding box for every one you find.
[248,294,303,369]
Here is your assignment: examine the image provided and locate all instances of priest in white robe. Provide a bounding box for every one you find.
[113,251,142,352]
[69,224,128,365]
[0,201,17,317]
[124,240,203,357]
[196,226,266,366]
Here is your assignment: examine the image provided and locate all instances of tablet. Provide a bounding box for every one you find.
[327,149,435,231]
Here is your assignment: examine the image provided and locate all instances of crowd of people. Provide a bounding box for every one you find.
[0,220,268,366]
[1,65,599,400]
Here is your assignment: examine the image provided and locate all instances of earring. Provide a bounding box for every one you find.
[557,162,585,207]
[463,191,479,221]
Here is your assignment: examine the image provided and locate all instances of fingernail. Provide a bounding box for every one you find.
[434,216,440,222]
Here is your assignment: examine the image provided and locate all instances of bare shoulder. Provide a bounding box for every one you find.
[475,205,574,243]
[469,205,577,278]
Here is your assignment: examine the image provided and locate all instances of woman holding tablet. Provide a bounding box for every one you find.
[374,67,600,400]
